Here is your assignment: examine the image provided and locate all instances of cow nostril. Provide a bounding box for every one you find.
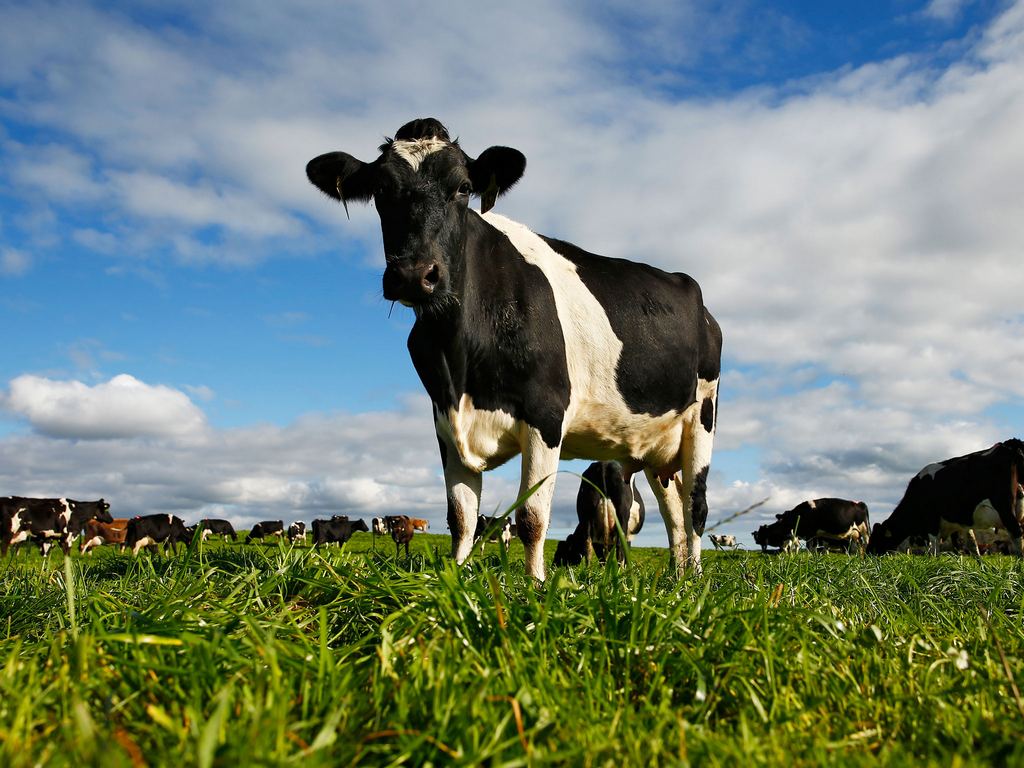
[423,263,440,288]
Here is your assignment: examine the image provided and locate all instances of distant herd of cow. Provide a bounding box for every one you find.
[0,494,522,560]
[3,438,1022,563]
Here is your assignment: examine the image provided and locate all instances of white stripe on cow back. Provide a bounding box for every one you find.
[391,139,449,171]
[482,212,698,472]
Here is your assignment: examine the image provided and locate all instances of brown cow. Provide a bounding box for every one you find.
[386,515,415,557]
[410,517,429,532]
[80,518,129,554]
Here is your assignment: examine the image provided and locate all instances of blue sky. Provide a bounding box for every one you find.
[2,0,1022,546]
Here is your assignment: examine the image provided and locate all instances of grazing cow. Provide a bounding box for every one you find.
[387,515,416,557]
[125,514,191,556]
[753,499,871,554]
[311,517,368,548]
[307,118,722,580]
[198,518,237,541]
[1,497,113,556]
[410,517,430,532]
[475,514,513,551]
[80,518,129,554]
[575,461,646,564]
[867,440,1024,557]
[709,534,737,550]
[288,521,307,543]
[553,528,589,567]
[371,516,388,538]
[246,520,285,544]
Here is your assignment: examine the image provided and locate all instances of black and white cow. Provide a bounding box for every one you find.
[753,498,870,554]
[1,497,112,556]
[708,534,737,550]
[867,439,1024,556]
[125,514,191,556]
[311,517,368,548]
[577,460,646,563]
[474,514,514,551]
[199,518,237,541]
[307,118,722,579]
[246,520,284,544]
[288,521,307,543]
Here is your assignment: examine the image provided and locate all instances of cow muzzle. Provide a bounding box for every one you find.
[382,260,443,306]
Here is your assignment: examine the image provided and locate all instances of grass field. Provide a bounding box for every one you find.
[2,533,1024,766]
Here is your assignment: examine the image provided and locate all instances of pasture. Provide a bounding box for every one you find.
[2,535,1024,766]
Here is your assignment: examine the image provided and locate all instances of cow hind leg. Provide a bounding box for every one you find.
[644,467,690,577]
[516,428,560,581]
[673,392,717,577]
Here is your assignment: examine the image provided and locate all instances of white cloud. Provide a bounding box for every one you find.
[923,0,970,22]
[0,248,30,276]
[3,374,207,439]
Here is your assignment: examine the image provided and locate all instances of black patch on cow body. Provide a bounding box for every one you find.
[700,398,715,433]
[541,236,722,417]
[408,215,570,450]
[690,465,710,535]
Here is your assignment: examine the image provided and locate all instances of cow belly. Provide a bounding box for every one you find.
[938,499,1005,538]
[561,403,686,469]
[815,523,867,542]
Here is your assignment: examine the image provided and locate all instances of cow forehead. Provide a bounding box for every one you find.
[390,138,453,172]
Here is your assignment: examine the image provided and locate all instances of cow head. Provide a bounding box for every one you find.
[307,118,526,310]
[865,521,898,554]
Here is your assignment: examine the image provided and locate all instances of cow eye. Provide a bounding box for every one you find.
[457,181,472,196]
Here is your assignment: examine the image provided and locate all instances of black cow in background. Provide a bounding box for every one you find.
[554,462,646,566]
[578,461,645,563]
[125,514,191,556]
[307,117,722,580]
[868,439,1024,556]
[199,518,237,541]
[246,521,284,544]
[753,498,870,554]
[311,518,367,548]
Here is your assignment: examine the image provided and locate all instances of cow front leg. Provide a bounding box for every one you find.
[441,446,483,565]
[517,428,560,581]
[967,529,982,558]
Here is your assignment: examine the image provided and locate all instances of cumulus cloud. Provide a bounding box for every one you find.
[3,374,207,439]
[0,248,30,276]
[0,388,526,533]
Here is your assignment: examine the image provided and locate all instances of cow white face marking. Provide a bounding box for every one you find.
[391,138,449,171]
[59,499,72,524]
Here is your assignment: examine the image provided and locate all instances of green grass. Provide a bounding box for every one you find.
[2,534,1024,766]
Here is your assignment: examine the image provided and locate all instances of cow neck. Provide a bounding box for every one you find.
[407,212,529,413]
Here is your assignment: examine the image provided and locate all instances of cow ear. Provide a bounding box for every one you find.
[306,152,376,217]
[469,146,526,213]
